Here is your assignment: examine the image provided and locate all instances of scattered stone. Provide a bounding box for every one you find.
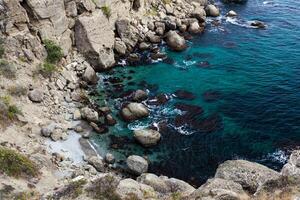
[74,125,83,133]
[165,31,187,51]
[82,65,98,85]
[205,4,220,17]
[73,109,81,120]
[87,156,105,172]
[81,107,99,122]
[134,129,161,147]
[105,153,115,164]
[28,89,44,103]
[120,103,150,122]
[126,155,148,175]
[105,114,117,126]
[41,123,56,137]
[51,128,67,141]
[132,89,148,102]
[227,10,238,17]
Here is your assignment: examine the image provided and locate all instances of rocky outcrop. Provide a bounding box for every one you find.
[126,155,148,175]
[205,4,220,17]
[120,103,150,122]
[165,31,187,51]
[115,19,139,52]
[190,178,249,200]
[215,160,280,193]
[75,10,115,71]
[281,150,300,178]
[133,129,161,147]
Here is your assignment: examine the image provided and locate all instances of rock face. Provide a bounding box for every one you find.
[120,103,150,122]
[126,155,148,175]
[115,19,139,52]
[165,31,187,51]
[215,160,280,193]
[75,10,115,71]
[205,4,220,17]
[115,178,157,199]
[133,129,161,147]
[281,150,300,178]
[190,178,249,200]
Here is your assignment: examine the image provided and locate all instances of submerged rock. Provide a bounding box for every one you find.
[134,129,161,147]
[165,31,187,52]
[132,89,148,102]
[120,103,150,122]
[203,90,222,102]
[126,155,148,175]
[174,89,196,100]
[215,159,280,193]
[250,20,266,29]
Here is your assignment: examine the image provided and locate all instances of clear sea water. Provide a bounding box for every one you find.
[92,0,300,186]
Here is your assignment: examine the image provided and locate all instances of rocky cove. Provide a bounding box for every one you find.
[0,0,300,199]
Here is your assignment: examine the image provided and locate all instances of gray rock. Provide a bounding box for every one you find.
[250,20,266,29]
[282,150,300,178]
[126,155,148,175]
[215,160,280,193]
[120,103,150,122]
[190,178,249,200]
[139,42,151,51]
[51,128,67,141]
[105,153,115,164]
[147,32,161,44]
[80,107,99,122]
[73,109,81,120]
[165,31,187,51]
[163,177,196,197]
[134,129,161,147]
[41,123,56,137]
[191,7,206,22]
[87,156,105,172]
[75,10,115,71]
[205,4,220,17]
[82,65,98,85]
[188,21,201,34]
[137,173,169,193]
[28,89,44,103]
[115,19,139,51]
[132,89,148,102]
[114,38,127,55]
[227,10,238,17]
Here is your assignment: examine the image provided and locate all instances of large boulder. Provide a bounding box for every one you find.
[75,10,115,71]
[205,4,220,17]
[115,19,139,52]
[190,178,249,200]
[215,160,280,193]
[82,65,98,85]
[163,177,196,197]
[120,103,150,122]
[28,89,44,103]
[137,173,170,193]
[134,129,161,147]
[191,6,206,22]
[115,179,157,199]
[188,21,201,34]
[126,155,148,175]
[165,31,187,52]
[80,107,99,122]
[282,150,300,178]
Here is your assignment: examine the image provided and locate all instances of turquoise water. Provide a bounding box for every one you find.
[92,0,300,185]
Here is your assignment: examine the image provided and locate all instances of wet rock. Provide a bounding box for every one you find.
[151,52,167,60]
[105,114,117,126]
[190,178,249,200]
[188,21,201,34]
[81,107,99,122]
[147,32,161,43]
[227,10,238,17]
[127,53,141,65]
[105,153,115,164]
[120,103,150,122]
[134,129,161,147]
[126,155,148,175]
[132,89,148,102]
[139,42,151,51]
[174,90,196,100]
[147,94,170,106]
[165,31,187,51]
[82,65,98,85]
[205,4,220,17]
[195,114,223,133]
[90,122,107,134]
[191,7,206,22]
[87,156,105,172]
[250,20,266,29]
[215,160,280,193]
[28,89,44,103]
[197,61,210,68]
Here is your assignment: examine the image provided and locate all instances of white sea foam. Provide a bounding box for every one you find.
[266,150,288,163]
[174,125,195,136]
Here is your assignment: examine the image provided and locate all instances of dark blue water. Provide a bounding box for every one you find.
[92,0,300,186]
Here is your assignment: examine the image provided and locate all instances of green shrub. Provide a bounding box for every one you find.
[0,147,38,178]
[39,62,57,77]
[0,95,22,123]
[0,59,17,79]
[43,39,63,64]
[8,85,28,97]
[101,5,111,18]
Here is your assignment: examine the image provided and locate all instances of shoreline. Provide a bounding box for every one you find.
[1,0,300,199]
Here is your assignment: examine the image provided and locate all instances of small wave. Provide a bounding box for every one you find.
[183,60,196,66]
[118,59,127,66]
[226,17,253,28]
[128,121,151,130]
[266,150,288,164]
[173,125,196,136]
